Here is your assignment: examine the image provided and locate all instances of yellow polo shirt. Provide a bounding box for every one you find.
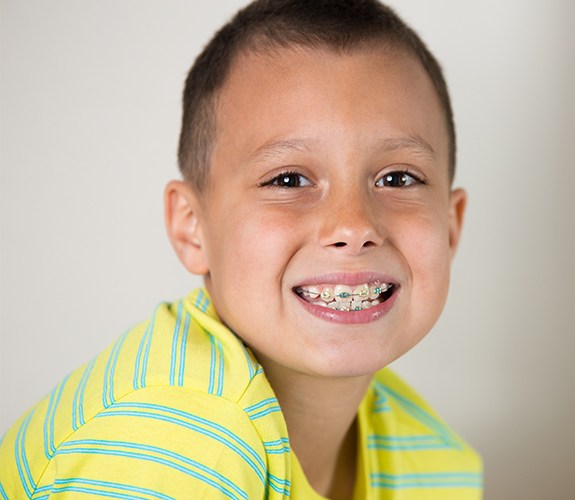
[0,289,481,499]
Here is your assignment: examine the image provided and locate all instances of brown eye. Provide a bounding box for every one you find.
[263,171,313,188]
[376,171,420,188]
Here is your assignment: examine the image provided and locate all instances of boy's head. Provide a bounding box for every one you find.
[166,0,466,379]
[177,0,456,192]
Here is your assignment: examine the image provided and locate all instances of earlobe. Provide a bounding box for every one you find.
[164,180,210,275]
[448,188,467,259]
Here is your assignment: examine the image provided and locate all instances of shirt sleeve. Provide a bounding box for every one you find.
[33,386,268,500]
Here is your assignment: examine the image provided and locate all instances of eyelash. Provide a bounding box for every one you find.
[375,170,426,188]
[259,171,313,189]
[259,169,426,189]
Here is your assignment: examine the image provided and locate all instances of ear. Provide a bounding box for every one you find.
[448,188,467,260]
[164,180,209,275]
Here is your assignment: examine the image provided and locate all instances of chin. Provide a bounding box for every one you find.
[298,346,396,379]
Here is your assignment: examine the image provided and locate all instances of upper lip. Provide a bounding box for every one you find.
[292,271,398,288]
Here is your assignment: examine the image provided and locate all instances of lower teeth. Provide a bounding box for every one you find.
[317,298,380,311]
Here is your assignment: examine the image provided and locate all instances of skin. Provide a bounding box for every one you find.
[165,45,466,498]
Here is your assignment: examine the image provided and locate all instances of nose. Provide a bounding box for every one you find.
[318,188,384,254]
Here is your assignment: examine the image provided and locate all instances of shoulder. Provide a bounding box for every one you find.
[358,368,483,497]
[371,366,442,415]
[79,290,260,414]
[0,385,272,499]
[0,290,290,499]
[368,367,479,452]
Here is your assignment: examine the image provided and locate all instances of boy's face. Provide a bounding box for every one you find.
[177,45,465,379]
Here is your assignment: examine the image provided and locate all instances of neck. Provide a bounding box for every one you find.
[258,357,371,498]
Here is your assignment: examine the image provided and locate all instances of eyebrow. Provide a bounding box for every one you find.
[248,138,314,164]
[248,134,436,163]
[374,135,436,159]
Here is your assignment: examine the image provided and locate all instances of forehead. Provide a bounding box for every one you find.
[210,44,448,177]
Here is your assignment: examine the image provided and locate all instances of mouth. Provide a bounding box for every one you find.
[293,281,397,312]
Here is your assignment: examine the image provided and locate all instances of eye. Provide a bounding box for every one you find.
[260,171,313,188]
[376,170,423,188]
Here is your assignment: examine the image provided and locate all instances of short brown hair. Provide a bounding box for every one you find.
[178,0,456,191]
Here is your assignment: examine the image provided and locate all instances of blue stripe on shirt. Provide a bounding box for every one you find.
[216,340,224,396]
[178,312,190,387]
[72,358,96,430]
[95,403,266,484]
[371,471,482,489]
[51,478,176,500]
[244,398,281,420]
[133,306,158,391]
[241,344,256,379]
[268,474,291,495]
[0,480,9,500]
[244,398,278,413]
[44,374,70,458]
[56,439,248,500]
[375,381,461,448]
[109,403,267,472]
[103,331,129,407]
[169,301,183,386]
[368,434,453,451]
[208,335,216,394]
[195,289,210,313]
[263,438,290,455]
[46,486,146,500]
[15,410,35,497]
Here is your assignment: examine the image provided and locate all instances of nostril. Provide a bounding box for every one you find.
[332,240,377,249]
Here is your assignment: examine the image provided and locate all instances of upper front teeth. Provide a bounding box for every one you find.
[355,283,369,299]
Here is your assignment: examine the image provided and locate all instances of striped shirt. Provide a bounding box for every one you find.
[0,288,482,499]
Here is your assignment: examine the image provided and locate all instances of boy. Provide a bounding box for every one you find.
[0,0,482,498]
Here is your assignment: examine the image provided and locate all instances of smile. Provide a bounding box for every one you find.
[294,281,396,312]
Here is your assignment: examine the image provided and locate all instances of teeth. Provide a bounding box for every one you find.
[334,285,352,307]
[298,281,393,311]
[334,285,352,299]
[351,297,363,311]
[321,287,334,302]
[370,282,390,300]
[354,283,370,299]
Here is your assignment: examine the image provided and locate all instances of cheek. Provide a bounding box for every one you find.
[395,210,452,291]
[204,206,307,353]
[385,211,452,348]
[208,205,304,287]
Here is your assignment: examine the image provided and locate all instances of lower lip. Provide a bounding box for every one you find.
[294,288,399,325]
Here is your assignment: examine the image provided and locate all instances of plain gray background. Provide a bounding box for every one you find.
[1,1,574,498]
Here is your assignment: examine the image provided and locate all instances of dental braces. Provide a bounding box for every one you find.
[320,284,388,301]
[298,282,392,311]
